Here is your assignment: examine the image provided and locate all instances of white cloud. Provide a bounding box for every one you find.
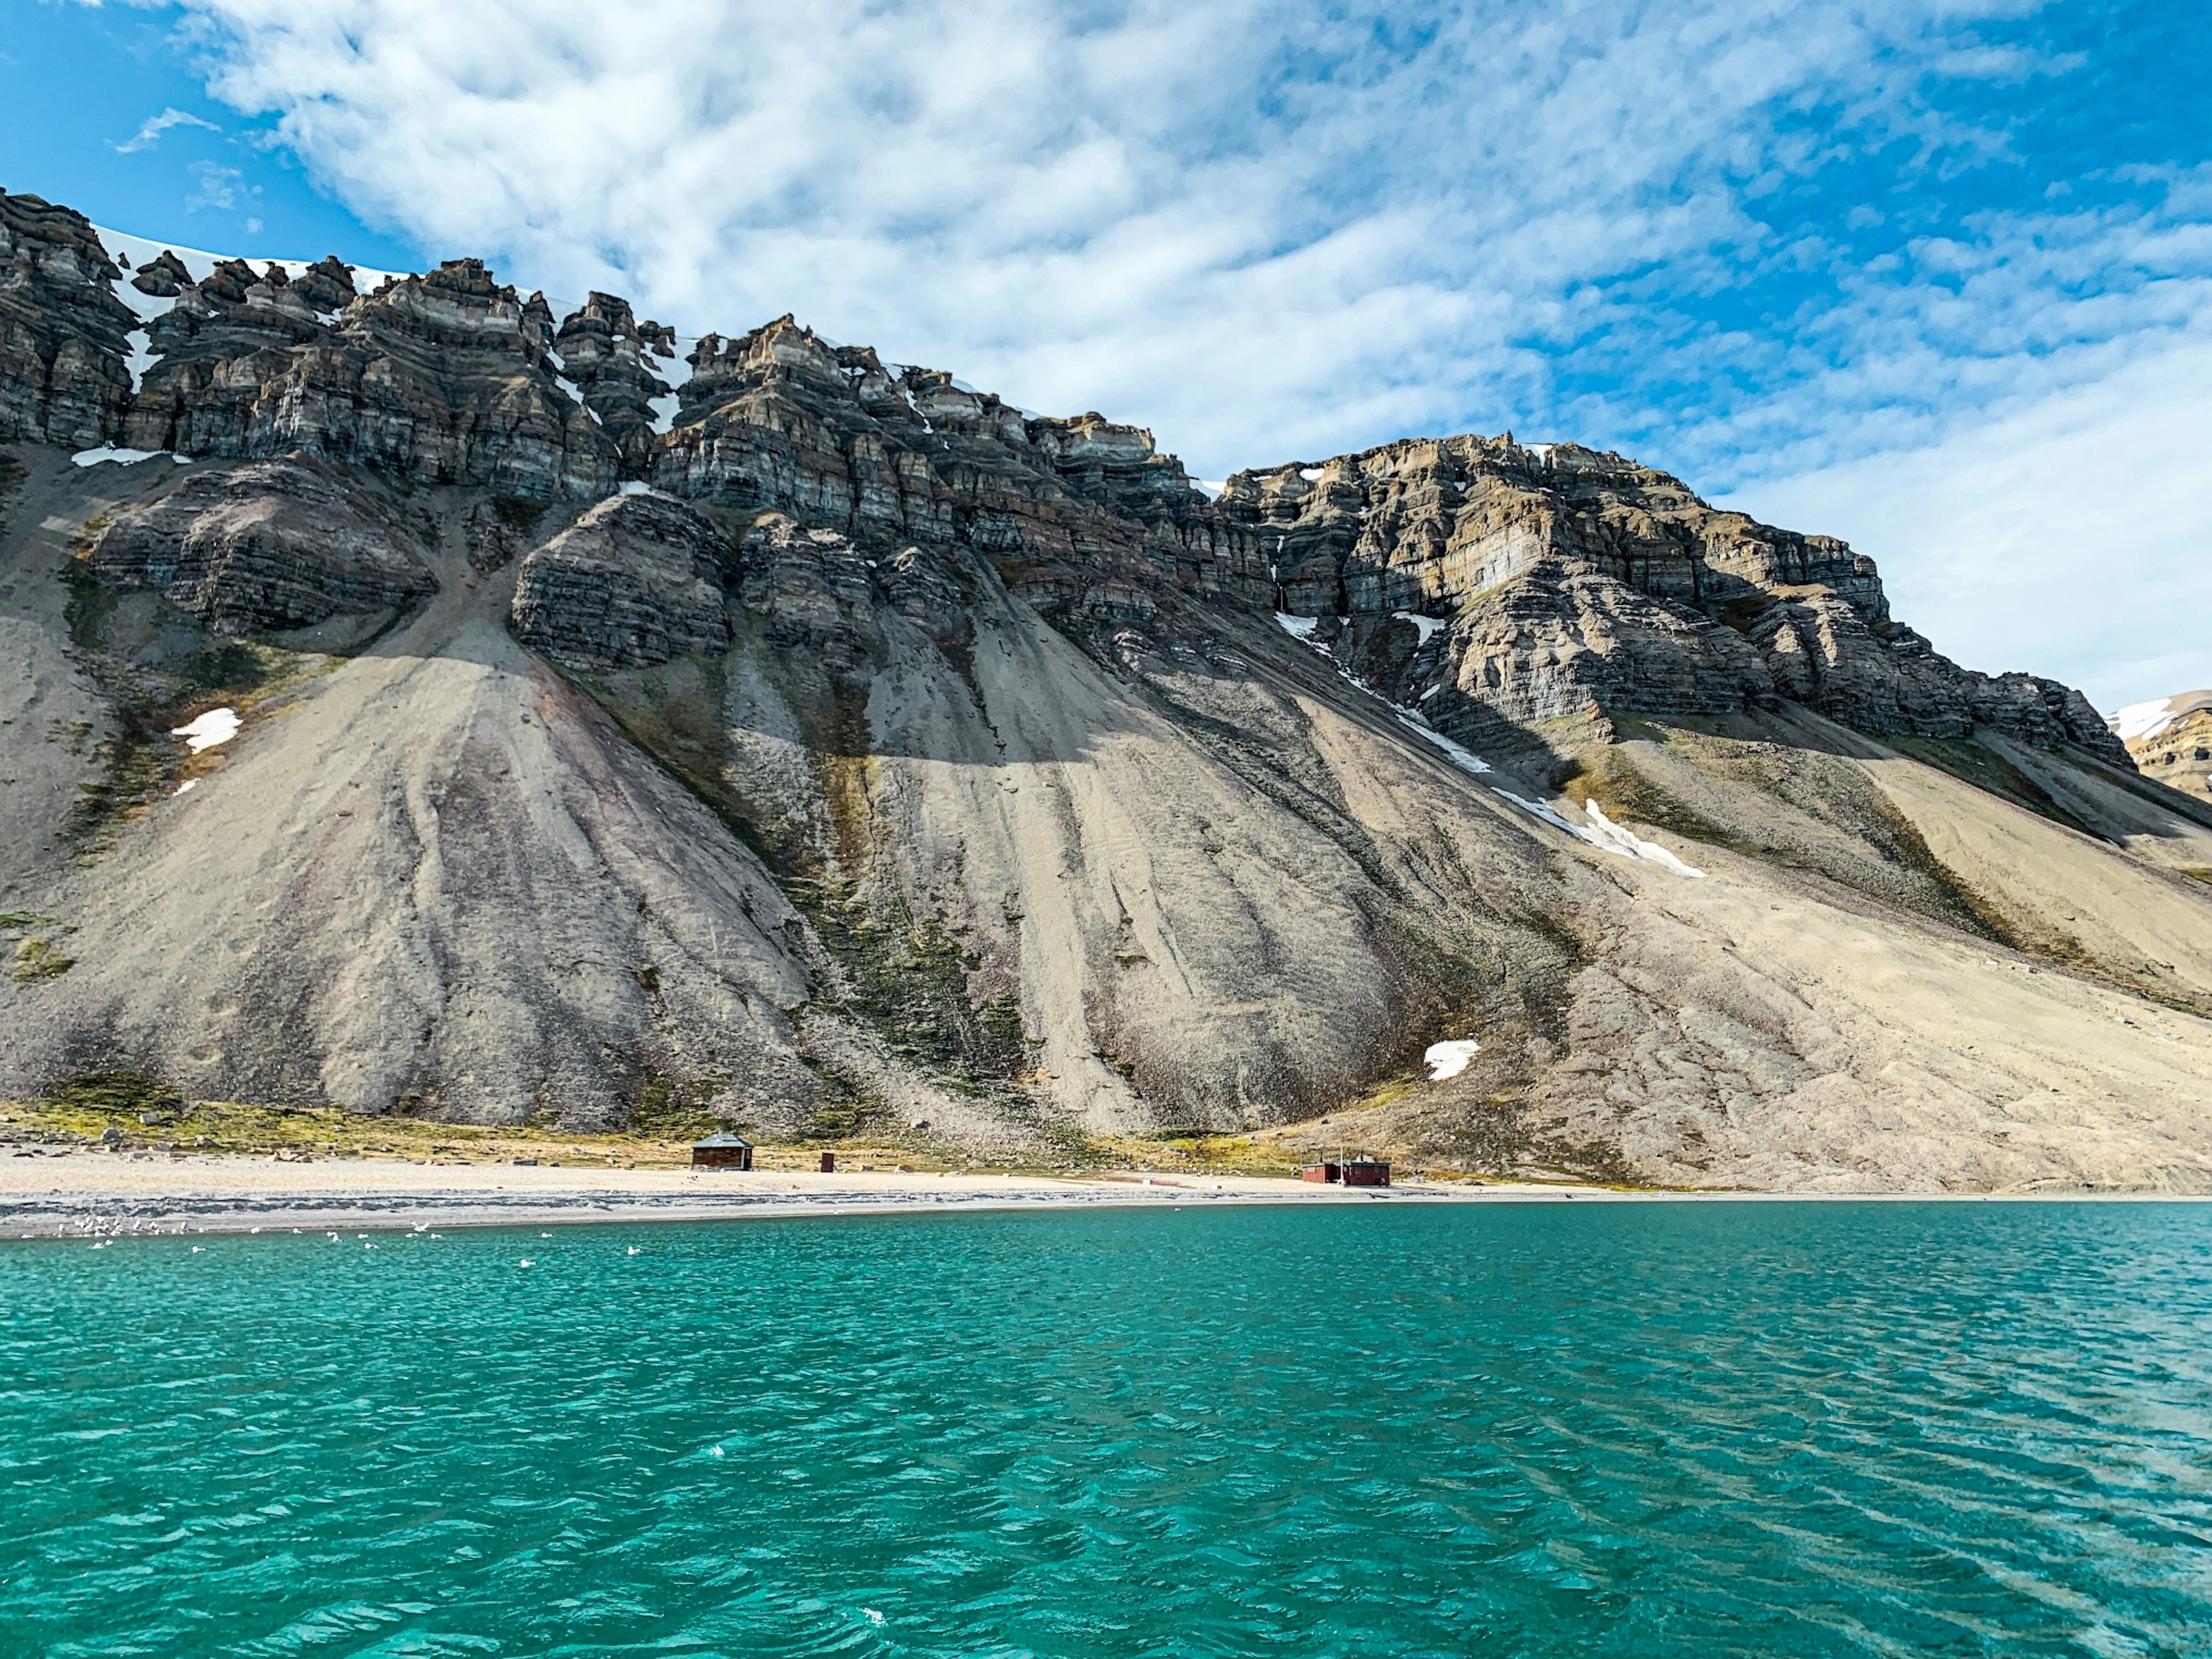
[90,0,2212,702]
[114,105,219,153]
[1725,336,2212,713]
[165,0,2051,471]
[184,159,244,212]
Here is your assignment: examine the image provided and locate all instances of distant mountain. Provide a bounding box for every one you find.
[7,184,2212,1192]
[2111,692,2212,806]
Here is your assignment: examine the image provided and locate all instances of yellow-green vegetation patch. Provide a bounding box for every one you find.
[629,1065,738,1142]
[2,913,75,984]
[1096,1129,1306,1180]
[41,1070,181,1115]
[1,1078,1069,1173]
[12,936,74,983]
[1556,739,1737,850]
[59,582,346,859]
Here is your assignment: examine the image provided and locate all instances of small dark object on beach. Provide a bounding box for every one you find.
[693,1133,754,1170]
[1303,1159,1390,1186]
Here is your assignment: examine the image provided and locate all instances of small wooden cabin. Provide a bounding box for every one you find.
[692,1132,754,1170]
[1300,1159,1391,1186]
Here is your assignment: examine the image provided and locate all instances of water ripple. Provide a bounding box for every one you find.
[5,1203,2212,1656]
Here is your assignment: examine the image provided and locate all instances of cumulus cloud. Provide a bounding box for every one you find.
[101,0,2212,700]
[113,105,219,153]
[164,0,2060,457]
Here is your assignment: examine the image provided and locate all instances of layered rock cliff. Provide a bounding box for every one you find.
[512,491,733,669]
[5,184,2211,1193]
[1,192,135,448]
[123,255,622,499]
[84,454,436,635]
[654,315,1237,623]
[2112,692,2212,807]
[1217,438,2126,765]
[0,189,2127,766]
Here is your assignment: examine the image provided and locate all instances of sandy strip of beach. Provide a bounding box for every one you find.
[0,1150,1536,1238]
[5,1153,2186,1238]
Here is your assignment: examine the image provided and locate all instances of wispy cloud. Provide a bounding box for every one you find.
[114,105,218,153]
[1727,336,2212,709]
[95,0,2212,701]
[184,158,244,211]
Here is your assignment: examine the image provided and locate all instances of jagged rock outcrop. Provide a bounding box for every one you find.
[549,291,680,478]
[83,453,436,633]
[655,316,1243,618]
[130,249,192,300]
[1747,589,2122,756]
[0,187,2131,768]
[512,490,732,669]
[0,192,132,448]
[1217,438,1880,617]
[1319,553,1777,731]
[1029,411,1208,523]
[124,256,620,498]
[289,255,358,315]
[1221,437,2129,763]
[0,186,2136,770]
[730,512,887,676]
[514,498,937,680]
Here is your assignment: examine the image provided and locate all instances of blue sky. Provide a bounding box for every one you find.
[5,0,2208,709]
[1,2,416,268]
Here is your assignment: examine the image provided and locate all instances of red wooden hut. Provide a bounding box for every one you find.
[691,1132,754,1170]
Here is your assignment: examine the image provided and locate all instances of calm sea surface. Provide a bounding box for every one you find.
[4,1200,2211,1657]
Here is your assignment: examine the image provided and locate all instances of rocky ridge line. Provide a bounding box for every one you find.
[1219,438,2124,765]
[0,187,2132,767]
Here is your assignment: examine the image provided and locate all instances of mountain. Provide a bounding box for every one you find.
[2111,693,2212,807]
[6,185,2212,1192]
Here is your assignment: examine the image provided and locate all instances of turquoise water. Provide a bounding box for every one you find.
[5,1203,2211,1657]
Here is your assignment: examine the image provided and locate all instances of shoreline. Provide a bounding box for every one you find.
[3,1152,2205,1240]
[1,1156,1438,1239]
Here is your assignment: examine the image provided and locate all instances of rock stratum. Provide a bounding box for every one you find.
[2113,692,2212,808]
[6,185,2212,1192]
